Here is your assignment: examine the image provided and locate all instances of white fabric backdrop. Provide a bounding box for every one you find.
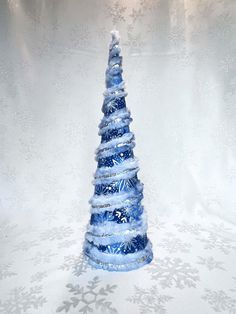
[1,0,236,224]
[0,1,236,314]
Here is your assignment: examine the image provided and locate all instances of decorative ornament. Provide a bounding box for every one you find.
[83,30,153,271]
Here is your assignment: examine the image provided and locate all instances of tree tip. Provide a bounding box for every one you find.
[110,29,120,42]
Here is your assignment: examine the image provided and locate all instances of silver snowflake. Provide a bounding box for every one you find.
[28,250,57,266]
[105,1,126,25]
[129,8,144,23]
[120,236,138,253]
[30,271,48,283]
[105,100,118,113]
[69,25,90,49]
[40,226,74,241]
[127,285,173,314]
[146,257,199,289]
[202,289,236,313]
[210,222,233,235]
[56,276,117,313]
[124,31,145,54]
[174,221,204,235]
[57,239,77,249]
[197,256,226,271]
[59,253,90,277]
[148,218,166,232]
[197,232,236,255]
[159,236,191,254]
[0,263,17,280]
[12,240,39,252]
[0,286,46,314]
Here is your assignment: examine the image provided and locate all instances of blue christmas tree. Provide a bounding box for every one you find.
[83,30,153,271]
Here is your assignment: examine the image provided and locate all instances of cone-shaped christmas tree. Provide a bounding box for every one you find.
[83,30,153,272]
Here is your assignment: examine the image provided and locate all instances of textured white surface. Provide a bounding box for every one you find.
[0,214,236,313]
[0,0,236,313]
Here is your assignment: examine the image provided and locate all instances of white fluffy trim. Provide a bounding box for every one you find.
[83,239,153,265]
[86,211,148,235]
[98,117,132,135]
[90,197,143,213]
[95,132,134,153]
[89,202,143,215]
[89,183,143,207]
[96,143,135,160]
[85,221,148,246]
[99,108,130,129]
[95,133,135,159]
[95,157,139,177]
[92,167,139,185]
[85,251,153,272]
[103,81,128,104]
[90,197,142,214]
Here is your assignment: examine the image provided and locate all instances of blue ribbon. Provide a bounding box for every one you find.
[88,234,148,255]
[102,96,126,116]
[97,148,134,168]
[94,174,139,195]
[90,205,144,225]
[101,125,130,143]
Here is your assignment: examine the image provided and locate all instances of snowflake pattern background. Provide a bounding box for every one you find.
[1,214,236,313]
[1,0,236,313]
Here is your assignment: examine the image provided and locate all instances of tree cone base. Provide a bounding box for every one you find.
[84,246,154,272]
